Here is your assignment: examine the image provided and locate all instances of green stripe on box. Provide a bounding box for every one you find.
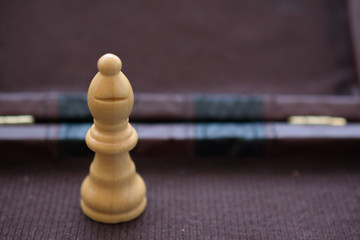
[194,94,263,120]
[59,93,91,120]
[58,123,92,156]
[57,123,266,157]
[194,123,265,157]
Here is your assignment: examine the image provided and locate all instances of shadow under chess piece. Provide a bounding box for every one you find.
[80,53,147,223]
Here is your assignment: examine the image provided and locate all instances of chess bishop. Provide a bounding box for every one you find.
[80,53,147,223]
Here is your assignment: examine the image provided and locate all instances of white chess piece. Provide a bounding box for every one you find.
[80,53,147,223]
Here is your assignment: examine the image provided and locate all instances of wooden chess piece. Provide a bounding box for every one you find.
[80,53,147,223]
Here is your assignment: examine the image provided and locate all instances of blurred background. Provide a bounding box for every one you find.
[1,0,358,96]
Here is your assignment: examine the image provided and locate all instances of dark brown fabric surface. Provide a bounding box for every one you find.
[0,0,356,95]
[1,157,359,239]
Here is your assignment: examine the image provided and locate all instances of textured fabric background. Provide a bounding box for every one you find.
[0,0,356,95]
[1,157,359,239]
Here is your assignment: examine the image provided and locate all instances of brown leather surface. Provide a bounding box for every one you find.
[1,93,360,121]
[262,94,360,121]
[0,0,357,95]
[1,123,359,158]
[0,92,59,121]
[0,156,359,239]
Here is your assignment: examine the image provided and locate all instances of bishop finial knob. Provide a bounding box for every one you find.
[97,53,122,76]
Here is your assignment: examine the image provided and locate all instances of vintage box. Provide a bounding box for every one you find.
[1,0,360,239]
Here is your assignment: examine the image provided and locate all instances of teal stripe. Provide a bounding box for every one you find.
[58,93,91,120]
[194,94,263,120]
[194,123,265,157]
[58,123,92,156]
[57,123,266,157]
